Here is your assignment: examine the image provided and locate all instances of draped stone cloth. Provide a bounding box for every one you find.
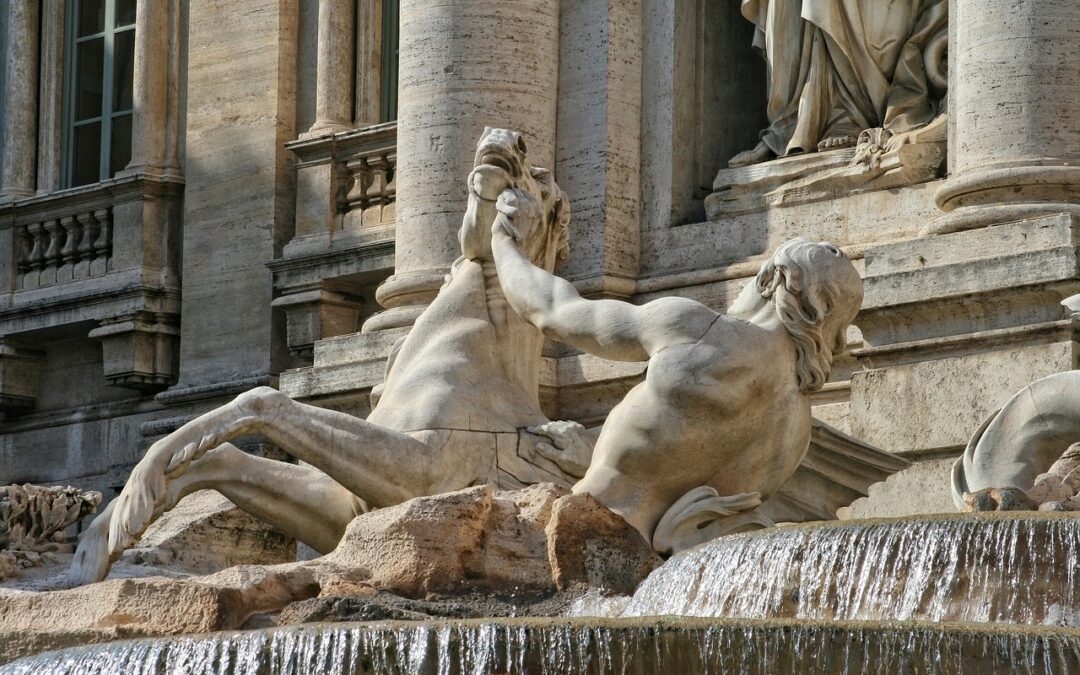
[742,0,947,157]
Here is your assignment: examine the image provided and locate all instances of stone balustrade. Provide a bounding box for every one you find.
[270,123,398,361]
[15,207,113,290]
[341,146,397,229]
[0,174,184,399]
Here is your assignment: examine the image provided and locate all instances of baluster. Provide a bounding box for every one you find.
[384,153,397,202]
[77,212,97,261]
[368,156,390,207]
[15,224,32,274]
[26,222,45,271]
[60,216,79,266]
[92,209,112,261]
[345,158,371,210]
[43,219,64,266]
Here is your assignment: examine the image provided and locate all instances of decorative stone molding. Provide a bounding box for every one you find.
[0,174,183,336]
[271,286,368,357]
[88,313,179,390]
[274,124,398,362]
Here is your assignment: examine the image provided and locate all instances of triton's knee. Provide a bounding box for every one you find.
[235,386,289,416]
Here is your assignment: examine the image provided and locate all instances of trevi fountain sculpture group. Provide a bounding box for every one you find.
[0,126,1077,673]
[2,8,1080,668]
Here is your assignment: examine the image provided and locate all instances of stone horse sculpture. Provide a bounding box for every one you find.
[69,128,585,585]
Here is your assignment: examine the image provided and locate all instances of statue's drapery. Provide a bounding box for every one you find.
[742,0,947,157]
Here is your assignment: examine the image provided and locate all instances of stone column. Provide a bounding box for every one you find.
[364,0,560,332]
[305,0,355,136]
[0,0,40,201]
[123,0,170,175]
[927,0,1080,235]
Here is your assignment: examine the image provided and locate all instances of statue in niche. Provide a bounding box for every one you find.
[489,187,863,552]
[68,129,889,586]
[68,128,592,585]
[730,0,948,168]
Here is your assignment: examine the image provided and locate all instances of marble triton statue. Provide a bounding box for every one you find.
[68,128,589,585]
[67,129,893,585]
[731,0,947,167]
[489,188,864,551]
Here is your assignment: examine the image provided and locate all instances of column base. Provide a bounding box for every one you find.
[923,203,1080,236]
[361,267,449,333]
[928,164,1080,235]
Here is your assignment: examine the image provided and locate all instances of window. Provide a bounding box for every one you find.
[380,0,398,123]
[62,0,136,188]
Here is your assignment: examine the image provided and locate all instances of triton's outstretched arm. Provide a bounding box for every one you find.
[490,188,717,361]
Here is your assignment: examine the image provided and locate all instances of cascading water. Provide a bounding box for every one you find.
[6,618,1080,675]
[621,513,1080,625]
[8,513,1080,673]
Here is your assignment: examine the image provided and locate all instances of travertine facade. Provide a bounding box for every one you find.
[1,0,1079,526]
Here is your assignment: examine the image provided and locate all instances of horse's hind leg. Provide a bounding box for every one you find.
[69,443,364,586]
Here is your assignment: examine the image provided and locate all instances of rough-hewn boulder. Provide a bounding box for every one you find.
[0,483,660,663]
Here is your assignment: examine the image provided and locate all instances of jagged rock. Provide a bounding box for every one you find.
[320,483,568,597]
[546,493,663,594]
[120,490,297,575]
[962,487,1037,512]
[0,484,658,659]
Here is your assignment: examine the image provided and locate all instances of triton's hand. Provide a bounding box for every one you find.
[526,420,595,479]
[493,187,543,244]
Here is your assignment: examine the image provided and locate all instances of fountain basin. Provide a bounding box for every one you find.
[623,512,1080,625]
[4,617,1080,674]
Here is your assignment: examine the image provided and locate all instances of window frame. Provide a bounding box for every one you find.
[61,0,136,188]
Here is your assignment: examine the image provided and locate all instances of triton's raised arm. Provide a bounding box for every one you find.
[490,188,717,362]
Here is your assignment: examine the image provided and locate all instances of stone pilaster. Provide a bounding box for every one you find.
[0,0,40,201]
[123,0,171,176]
[364,0,561,331]
[927,0,1080,235]
[305,0,356,137]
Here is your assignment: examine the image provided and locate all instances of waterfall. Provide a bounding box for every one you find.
[622,513,1080,625]
[6,618,1080,674]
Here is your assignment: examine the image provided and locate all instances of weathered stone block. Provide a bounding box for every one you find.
[850,342,1076,455]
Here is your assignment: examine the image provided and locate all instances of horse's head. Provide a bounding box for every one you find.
[461,128,570,271]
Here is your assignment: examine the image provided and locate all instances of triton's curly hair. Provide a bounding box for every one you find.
[755,238,863,393]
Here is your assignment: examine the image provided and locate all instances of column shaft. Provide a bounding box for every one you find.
[307,0,355,136]
[125,0,170,174]
[928,0,1080,234]
[365,0,560,331]
[0,0,40,200]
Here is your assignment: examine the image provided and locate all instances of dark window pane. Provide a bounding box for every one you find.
[109,114,132,176]
[78,0,106,36]
[115,0,137,27]
[72,122,102,187]
[381,0,399,122]
[112,29,135,111]
[75,38,104,121]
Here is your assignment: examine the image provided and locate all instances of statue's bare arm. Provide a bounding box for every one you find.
[490,189,718,360]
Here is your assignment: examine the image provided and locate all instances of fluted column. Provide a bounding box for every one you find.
[927,0,1080,235]
[0,0,40,201]
[306,0,356,136]
[363,0,560,332]
[123,0,170,175]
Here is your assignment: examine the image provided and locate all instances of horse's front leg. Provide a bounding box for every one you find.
[69,441,366,587]
[104,387,449,565]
